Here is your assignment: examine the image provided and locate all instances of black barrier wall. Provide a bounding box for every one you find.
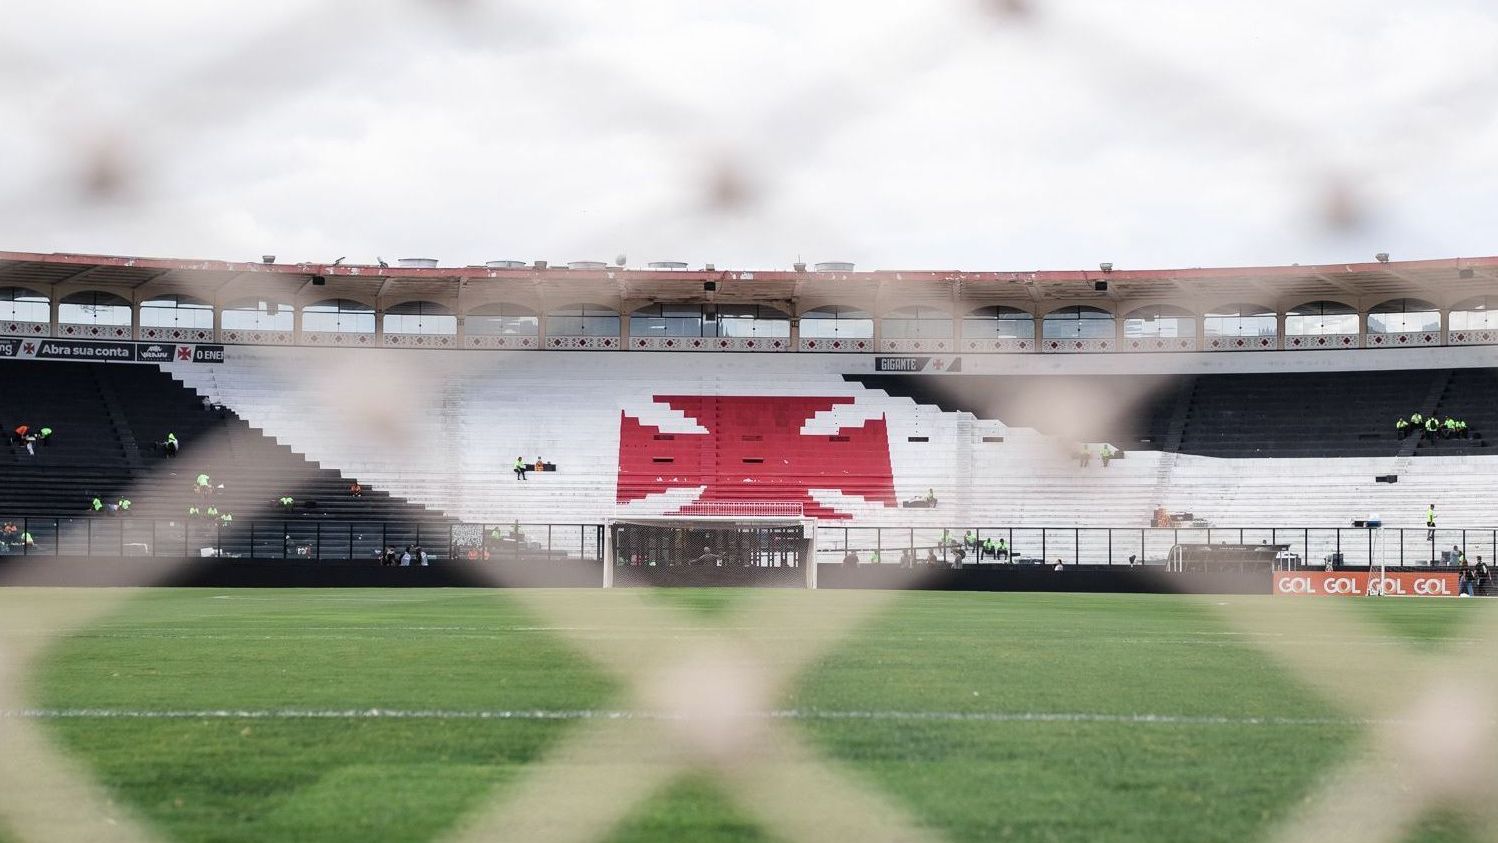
[0,558,1269,593]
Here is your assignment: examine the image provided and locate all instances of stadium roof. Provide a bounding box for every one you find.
[2,249,1496,311]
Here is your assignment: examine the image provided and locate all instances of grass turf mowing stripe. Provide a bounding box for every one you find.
[1,708,1408,725]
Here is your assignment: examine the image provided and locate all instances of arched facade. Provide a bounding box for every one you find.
[301,299,376,346]
[798,305,874,352]
[1041,306,1115,352]
[1366,298,1442,348]
[546,303,621,350]
[57,291,132,340]
[960,306,1035,352]
[1120,305,1197,352]
[3,277,1498,353]
[1449,296,1498,344]
[381,301,456,348]
[221,299,296,345]
[463,303,540,349]
[0,287,50,335]
[879,305,954,353]
[138,294,215,342]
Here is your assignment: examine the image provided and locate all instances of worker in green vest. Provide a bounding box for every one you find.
[187,505,201,518]
[38,426,52,446]
[1395,418,1410,438]
[206,505,219,519]
[90,496,103,513]
[1425,417,1440,437]
[997,537,1009,560]
[278,495,294,510]
[1427,504,1437,542]
[1411,412,1423,426]
[117,498,131,513]
[165,432,179,457]
[219,512,233,525]
[1444,418,1458,438]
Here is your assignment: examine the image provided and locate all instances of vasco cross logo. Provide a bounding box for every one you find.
[617,396,896,519]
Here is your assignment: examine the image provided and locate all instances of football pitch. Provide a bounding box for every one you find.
[0,588,1488,843]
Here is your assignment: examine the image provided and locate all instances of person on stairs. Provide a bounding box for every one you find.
[164,433,179,457]
[278,495,295,511]
[1396,418,1410,438]
[514,456,528,480]
[1101,445,1116,468]
[38,426,52,447]
[1426,503,1437,544]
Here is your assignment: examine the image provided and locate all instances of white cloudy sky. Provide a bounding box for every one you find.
[2,0,1496,272]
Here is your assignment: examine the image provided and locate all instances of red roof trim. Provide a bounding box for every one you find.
[0,249,1494,285]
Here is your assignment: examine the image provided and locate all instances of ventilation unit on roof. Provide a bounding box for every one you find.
[568,260,607,270]
[486,260,526,269]
[647,261,689,269]
[814,261,855,272]
[397,258,439,268]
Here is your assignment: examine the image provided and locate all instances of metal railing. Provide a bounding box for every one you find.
[0,517,604,562]
[811,526,1496,569]
[2,518,1490,569]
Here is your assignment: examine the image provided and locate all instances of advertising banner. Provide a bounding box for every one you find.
[0,338,224,364]
[1273,571,1461,597]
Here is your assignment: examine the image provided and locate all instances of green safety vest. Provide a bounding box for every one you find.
[1425,419,1439,431]
[206,507,219,516]
[1396,419,1408,429]
[1412,414,1423,423]
[1427,509,1436,526]
[40,427,52,437]
[220,514,233,523]
[91,498,102,510]
[196,475,210,486]
[188,506,200,516]
[118,500,131,510]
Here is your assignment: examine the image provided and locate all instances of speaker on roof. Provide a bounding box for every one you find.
[1094,280,1108,292]
[266,302,279,316]
[311,275,326,286]
[704,281,717,292]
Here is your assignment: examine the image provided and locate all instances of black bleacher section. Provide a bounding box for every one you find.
[851,374,1179,449]
[848,368,1489,459]
[1416,368,1498,458]
[0,360,449,521]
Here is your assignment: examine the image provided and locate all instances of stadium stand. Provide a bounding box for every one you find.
[0,360,445,523]
[154,347,1498,531]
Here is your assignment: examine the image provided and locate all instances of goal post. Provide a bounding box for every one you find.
[603,513,818,588]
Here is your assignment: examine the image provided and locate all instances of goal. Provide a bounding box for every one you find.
[604,515,818,588]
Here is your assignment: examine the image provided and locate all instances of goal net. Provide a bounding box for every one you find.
[605,516,817,588]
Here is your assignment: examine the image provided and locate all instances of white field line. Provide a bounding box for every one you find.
[0,708,1409,726]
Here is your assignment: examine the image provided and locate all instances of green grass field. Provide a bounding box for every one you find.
[1,588,1489,843]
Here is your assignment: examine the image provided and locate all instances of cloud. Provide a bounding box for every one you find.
[1,0,1495,270]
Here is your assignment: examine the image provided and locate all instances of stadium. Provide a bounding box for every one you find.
[3,248,1497,842]
[5,3,1498,842]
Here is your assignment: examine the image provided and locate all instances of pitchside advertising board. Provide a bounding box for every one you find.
[1274,571,1460,597]
[0,337,224,364]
